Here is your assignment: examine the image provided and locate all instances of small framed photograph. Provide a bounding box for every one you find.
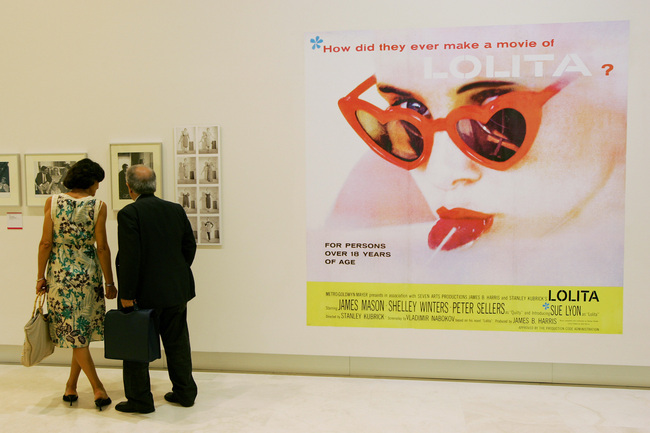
[0,154,21,206]
[178,186,198,214]
[176,127,196,154]
[174,126,221,246]
[198,186,219,214]
[110,143,162,211]
[197,156,219,185]
[176,157,197,184]
[196,126,219,154]
[24,153,86,207]
[199,216,220,244]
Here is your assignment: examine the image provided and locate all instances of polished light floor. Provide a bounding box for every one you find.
[1,364,649,433]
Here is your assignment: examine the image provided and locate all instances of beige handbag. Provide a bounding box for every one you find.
[21,293,55,367]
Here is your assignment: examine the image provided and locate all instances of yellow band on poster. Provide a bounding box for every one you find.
[307,281,623,334]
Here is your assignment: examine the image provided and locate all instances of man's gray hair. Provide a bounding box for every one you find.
[126,165,157,194]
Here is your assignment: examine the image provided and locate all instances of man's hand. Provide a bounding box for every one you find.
[121,299,135,308]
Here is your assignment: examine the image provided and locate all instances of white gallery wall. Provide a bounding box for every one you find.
[1,0,650,375]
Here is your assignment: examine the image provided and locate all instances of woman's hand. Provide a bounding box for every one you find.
[36,279,47,294]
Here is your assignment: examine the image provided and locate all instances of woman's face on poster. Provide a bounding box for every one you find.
[371,47,625,243]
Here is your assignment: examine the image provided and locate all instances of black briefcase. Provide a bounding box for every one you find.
[104,307,161,362]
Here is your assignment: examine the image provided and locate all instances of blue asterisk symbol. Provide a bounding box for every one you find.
[543,303,550,310]
[310,36,323,50]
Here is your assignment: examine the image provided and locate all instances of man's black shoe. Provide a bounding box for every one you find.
[115,401,155,414]
[164,392,194,407]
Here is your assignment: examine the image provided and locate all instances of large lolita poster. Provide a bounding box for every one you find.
[306,21,628,333]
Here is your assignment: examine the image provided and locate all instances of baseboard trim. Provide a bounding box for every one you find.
[2,345,648,388]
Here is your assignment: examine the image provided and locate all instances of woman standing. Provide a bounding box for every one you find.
[36,158,117,410]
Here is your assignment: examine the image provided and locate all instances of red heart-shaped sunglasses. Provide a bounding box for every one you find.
[338,75,576,171]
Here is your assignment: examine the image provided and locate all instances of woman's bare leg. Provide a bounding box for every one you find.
[65,354,82,396]
[72,347,109,400]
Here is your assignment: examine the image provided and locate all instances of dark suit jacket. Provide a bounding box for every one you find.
[117,194,196,309]
[35,172,52,186]
[118,170,129,198]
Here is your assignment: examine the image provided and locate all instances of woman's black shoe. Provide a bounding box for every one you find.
[62,394,78,406]
[94,397,112,411]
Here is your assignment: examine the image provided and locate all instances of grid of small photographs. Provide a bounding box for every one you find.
[174,126,221,246]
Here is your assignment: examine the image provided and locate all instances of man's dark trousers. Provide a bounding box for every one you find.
[123,303,197,409]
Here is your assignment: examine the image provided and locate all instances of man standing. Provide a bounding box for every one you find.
[118,163,129,199]
[115,165,197,413]
[34,165,52,194]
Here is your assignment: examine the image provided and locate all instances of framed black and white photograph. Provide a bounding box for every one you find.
[198,156,219,185]
[198,186,219,214]
[199,216,220,244]
[176,127,195,154]
[177,157,197,184]
[24,153,86,207]
[0,154,21,206]
[110,143,162,211]
[197,126,219,154]
[174,126,221,246]
[178,186,198,213]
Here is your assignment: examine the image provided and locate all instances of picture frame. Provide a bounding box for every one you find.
[0,154,21,206]
[174,126,221,246]
[110,143,162,211]
[24,153,87,207]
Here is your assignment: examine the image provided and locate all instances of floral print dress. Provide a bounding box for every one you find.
[47,194,106,348]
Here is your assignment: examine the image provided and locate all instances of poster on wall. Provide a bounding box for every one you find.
[305,21,628,334]
[174,126,222,246]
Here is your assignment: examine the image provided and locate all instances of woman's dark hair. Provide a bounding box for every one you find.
[62,158,105,190]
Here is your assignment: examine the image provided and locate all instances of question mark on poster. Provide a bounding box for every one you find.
[602,64,614,76]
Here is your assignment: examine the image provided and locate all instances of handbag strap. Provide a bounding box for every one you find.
[32,292,47,317]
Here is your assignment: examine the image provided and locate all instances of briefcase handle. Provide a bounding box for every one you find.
[121,299,140,313]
